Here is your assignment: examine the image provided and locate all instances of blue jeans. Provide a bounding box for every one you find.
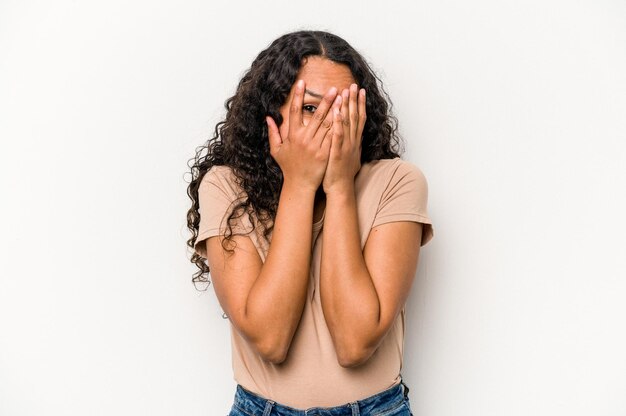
[228,381,413,416]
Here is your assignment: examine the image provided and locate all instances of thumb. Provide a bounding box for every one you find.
[266,116,282,154]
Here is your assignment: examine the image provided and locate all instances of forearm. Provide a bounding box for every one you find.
[243,180,315,360]
[320,182,383,365]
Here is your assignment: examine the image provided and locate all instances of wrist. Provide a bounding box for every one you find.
[324,180,355,197]
[282,178,319,197]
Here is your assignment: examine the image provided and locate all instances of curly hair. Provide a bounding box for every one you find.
[186,30,402,287]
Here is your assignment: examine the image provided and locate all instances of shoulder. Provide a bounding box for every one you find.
[361,157,425,176]
[200,164,236,184]
[357,158,428,190]
[199,165,244,199]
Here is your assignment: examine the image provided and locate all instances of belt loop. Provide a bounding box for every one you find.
[262,399,275,416]
[349,401,360,416]
[400,380,410,400]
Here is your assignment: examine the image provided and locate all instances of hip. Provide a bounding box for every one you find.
[228,380,413,416]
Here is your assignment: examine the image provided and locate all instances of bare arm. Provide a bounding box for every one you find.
[320,185,423,367]
[206,183,316,363]
[320,84,424,367]
[205,81,340,364]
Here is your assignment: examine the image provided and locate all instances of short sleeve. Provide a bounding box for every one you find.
[194,166,254,259]
[371,161,434,246]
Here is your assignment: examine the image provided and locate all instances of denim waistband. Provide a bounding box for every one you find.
[232,381,410,416]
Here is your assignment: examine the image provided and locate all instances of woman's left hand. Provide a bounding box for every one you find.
[322,84,366,194]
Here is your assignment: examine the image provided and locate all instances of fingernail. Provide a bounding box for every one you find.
[296,80,304,90]
[329,87,337,95]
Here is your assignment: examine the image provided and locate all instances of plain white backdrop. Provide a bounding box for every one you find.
[1,0,625,415]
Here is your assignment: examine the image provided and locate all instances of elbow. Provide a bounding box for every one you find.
[254,338,290,365]
[234,319,293,364]
[259,348,288,365]
[335,343,375,368]
[332,327,385,367]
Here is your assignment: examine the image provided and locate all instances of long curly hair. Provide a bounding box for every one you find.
[186,30,402,286]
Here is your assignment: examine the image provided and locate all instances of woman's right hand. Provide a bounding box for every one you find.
[266,80,341,192]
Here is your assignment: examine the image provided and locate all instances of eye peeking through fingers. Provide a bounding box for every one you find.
[302,104,317,114]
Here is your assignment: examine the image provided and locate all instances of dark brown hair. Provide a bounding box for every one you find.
[186,30,401,286]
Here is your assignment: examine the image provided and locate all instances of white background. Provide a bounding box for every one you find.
[1,1,625,415]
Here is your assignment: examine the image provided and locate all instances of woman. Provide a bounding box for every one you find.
[187,30,433,415]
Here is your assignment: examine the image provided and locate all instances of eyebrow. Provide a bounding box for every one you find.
[304,89,324,99]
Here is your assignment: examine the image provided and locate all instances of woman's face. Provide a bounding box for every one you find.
[278,56,356,138]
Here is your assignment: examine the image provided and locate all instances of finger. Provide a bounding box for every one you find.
[348,83,359,141]
[305,86,337,140]
[313,94,341,146]
[320,118,333,156]
[332,107,344,149]
[324,107,341,160]
[288,80,305,137]
[341,88,350,143]
[266,116,282,156]
[357,88,367,144]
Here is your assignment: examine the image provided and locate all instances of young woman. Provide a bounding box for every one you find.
[187,30,434,415]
